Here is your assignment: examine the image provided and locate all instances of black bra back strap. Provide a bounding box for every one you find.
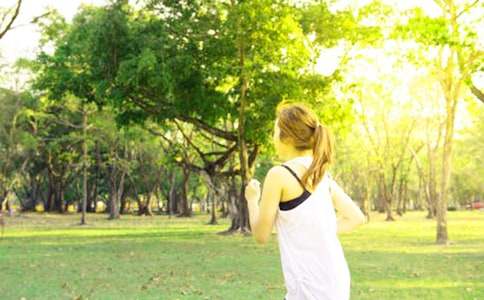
[281,164,307,191]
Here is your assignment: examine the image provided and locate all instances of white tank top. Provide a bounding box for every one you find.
[275,156,351,300]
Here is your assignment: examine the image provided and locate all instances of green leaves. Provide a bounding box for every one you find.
[299,1,383,47]
[394,9,451,46]
[29,0,359,172]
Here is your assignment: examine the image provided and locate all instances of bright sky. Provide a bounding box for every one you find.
[0,0,108,64]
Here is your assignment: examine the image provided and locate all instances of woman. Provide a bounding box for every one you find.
[245,102,366,300]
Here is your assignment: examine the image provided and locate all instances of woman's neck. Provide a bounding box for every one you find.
[281,149,312,161]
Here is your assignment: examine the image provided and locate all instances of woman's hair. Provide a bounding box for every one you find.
[276,101,334,191]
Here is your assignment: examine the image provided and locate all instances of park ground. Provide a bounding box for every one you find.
[0,211,483,300]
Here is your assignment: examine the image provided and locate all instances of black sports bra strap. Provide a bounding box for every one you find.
[281,164,307,191]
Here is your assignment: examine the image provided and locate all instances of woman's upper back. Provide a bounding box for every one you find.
[279,157,312,201]
[278,156,329,204]
[277,156,333,210]
[275,156,363,237]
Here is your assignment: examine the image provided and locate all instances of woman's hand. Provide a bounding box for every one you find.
[245,178,261,204]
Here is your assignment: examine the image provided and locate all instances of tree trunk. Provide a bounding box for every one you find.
[138,193,153,216]
[436,5,462,243]
[436,92,458,244]
[381,174,394,221]
[177,167,191,217]
[5,191,14,216]
[402,181,409,213]
[56,182,65,213]
[109,182,119,219]
[209,178,218,225]
[427,144,438,218]
[221,193,229,218]
[362,171,370,219]
[46,174,54,212]
[108,169,124,220]
[81,108,88,225]
[0,190,6,212]
[396,177,405,216]
[168,171,177,217]
[119,185,129,214]
[221,8,253,235]
[87,140,102,212]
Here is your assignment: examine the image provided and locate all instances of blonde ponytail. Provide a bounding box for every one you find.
[301,123,334,191]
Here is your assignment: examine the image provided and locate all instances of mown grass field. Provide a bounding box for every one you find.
[0,210,482,300]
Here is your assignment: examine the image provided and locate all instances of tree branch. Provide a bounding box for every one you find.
[470,82,484,103]
[173,120,209,165]
[0,0,22,40]
[456,0,480,19]
[176,115,237,141]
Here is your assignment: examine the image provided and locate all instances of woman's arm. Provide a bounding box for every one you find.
[330,178,367,234]
[245,166,285,245]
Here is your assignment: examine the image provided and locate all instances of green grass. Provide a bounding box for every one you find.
[0,211,483,300]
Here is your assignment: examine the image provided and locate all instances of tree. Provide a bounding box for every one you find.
[30,7,114,220]
[394,0,482,243]
[0,88,35,215]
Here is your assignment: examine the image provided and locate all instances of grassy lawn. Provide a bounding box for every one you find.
[0,210,482,300]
